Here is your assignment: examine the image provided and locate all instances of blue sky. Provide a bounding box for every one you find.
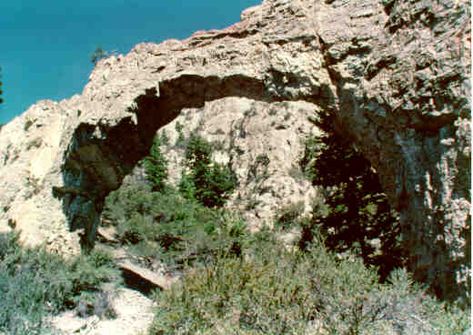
[0,0,261,124]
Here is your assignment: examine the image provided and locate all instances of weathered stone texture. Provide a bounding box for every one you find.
[0,0,469,299]
[151,98,321,230]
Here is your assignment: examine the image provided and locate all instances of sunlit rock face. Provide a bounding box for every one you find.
[0,0,469,300]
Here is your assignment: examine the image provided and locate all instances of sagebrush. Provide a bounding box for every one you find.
[150,230,469,335]
[0,233,120,334]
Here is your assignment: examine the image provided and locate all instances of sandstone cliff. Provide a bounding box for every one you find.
[0,0,470,300]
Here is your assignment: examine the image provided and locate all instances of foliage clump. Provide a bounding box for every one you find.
[105,133,239,266]
[0,233,120,334]
[102,129,469,335]
[90,46,108,65]
[150,231,469,335]
[299,118,403,279]
[104,183,245,267]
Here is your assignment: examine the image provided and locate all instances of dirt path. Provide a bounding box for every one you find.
[48,287,155,335]
[48,236,178,335]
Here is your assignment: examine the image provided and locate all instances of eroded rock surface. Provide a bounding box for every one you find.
[151,97,321,230]
[0,0,470,299]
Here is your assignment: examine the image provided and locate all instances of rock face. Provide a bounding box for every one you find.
[150,97,321,230]
[0,0,469,300]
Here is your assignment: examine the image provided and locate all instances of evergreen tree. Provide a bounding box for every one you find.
[181,134,237,208]
[143,136,168,192]
[301,116,402,280]
[90,47,108,65]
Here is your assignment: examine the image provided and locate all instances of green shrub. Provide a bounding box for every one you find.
[103,183,155,227]
[160,130,170,146]
[299,133,324,181]
[90,46,108,64]
[150,235,470,335]
[360,269,471,335]
[175,122,186,148]
[177,172,197,200]
[69,249,120,294]
[75,291,116,319]
[104,184,245,267]
[275,201,305,230]
[0,233,120,334]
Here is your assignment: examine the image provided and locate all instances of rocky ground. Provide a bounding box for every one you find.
[48,288,154,335]
[48,228,177,335]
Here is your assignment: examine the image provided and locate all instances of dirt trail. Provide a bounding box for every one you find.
[49,287,155,335]
[49,236,178,335]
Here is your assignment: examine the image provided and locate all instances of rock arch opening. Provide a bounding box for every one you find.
[53,73,299,251]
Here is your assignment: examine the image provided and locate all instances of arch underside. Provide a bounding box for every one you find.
[56,73,331,249]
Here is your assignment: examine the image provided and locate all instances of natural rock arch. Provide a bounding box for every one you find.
[55,74,278,251]
[0,0,469,301]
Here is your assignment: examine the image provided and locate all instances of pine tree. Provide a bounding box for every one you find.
[90,47,108,65]
[181,134,237,208]
[143,136,168,192]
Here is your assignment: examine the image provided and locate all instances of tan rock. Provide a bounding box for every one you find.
[155,97,321,229]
